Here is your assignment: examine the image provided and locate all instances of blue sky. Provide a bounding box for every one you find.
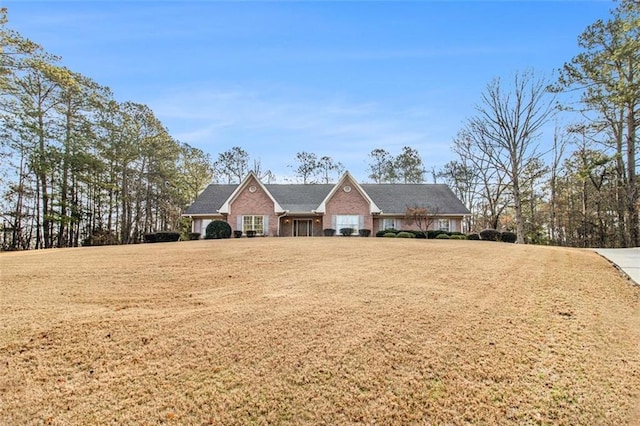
[3,1,615,182]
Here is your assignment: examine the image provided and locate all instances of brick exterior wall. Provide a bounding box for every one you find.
[373,216,461,233]
[228,177,278,236]
[324,177,373,233]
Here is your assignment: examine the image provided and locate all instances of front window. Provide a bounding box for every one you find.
[437,219,450,232]
[243,215,264,234]
[336,215,359,233]
[382,218,397,230]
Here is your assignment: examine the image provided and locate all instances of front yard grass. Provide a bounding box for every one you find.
[1,238,638,424]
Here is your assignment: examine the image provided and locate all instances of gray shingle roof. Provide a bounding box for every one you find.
[183,184,237,215]
[183,182,470,216]
[265,184,333,212]
[361,184,470,215]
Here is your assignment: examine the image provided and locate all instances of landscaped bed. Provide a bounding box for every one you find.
[1,239,638,424]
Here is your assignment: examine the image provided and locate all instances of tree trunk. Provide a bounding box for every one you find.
[626,100,638,247]
[512,171,525,244]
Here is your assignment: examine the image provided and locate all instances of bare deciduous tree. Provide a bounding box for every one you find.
[460,70,555,243]
[215,146,249,184]
[404,205,439,234]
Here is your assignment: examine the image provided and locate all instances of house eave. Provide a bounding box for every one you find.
[181,212,226,218]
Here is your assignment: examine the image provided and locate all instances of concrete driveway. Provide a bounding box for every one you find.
[593,248,640,285]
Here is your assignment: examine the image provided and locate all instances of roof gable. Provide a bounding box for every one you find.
[219,172,284,214]
[316,172,381,214]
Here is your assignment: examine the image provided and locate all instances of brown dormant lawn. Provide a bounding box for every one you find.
[1,238,639,425]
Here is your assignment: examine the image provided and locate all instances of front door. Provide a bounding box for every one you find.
[293,219,312,237]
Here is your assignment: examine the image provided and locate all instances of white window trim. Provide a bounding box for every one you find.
[243,215,264,235]
[335,214,360,234]
[381,218,397,230]
[437,218,451,232]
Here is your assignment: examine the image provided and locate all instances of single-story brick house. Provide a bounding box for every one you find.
[183,171,470,237]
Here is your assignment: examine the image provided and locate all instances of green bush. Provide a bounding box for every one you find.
[339,228,354,236]
[427,230,447,239]
[435,233,450,239]
[450,234,467,240]
[414,231,426,239]
[501,231,517,243]
[156,231,181,242]
[233,230,243,238]
[323,229,336,236]
[396,231,415,238]
[383,232,397,237]
[358,229,371,237]
[205,220,232,239]
[398,230,421,238]
[376,229,396,237]
[466,233,480,240]
[187,232,201,240]
[145,231,180,243]
[246,230,257,238]
[479,229,501,241]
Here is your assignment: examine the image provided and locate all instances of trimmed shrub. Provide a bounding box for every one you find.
[450,234,467,240]
[377,229,397,237]
[233,230,243,238]
[323,228,336,236]
[143,233,157,243]
[449,231,465,236]
[396,231,415,238]
[358,229,371,237]
[144,231,180,243]
[427,230,447,239]
[155,231,181,242]
[205,220,232,239]
[435,233,450,239]
[339,228,354,236]
[246,230,257,238]
[501,231,517,243]
[383,232,397,237]
[466,233,480,240]
[414,231,427,239]
[398,230,416,238]
[479,228,501,241]
[187,232,201,240]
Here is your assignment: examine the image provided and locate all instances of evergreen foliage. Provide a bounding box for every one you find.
[500,231,517,243]
[205,220,232,239]
[479,229,501,241]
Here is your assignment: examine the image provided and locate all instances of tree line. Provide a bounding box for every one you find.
[1,1,638,249]
[438,0,638,247]
[0,9,214,249]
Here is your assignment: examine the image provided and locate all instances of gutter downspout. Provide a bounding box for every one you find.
[276,211,288,237]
